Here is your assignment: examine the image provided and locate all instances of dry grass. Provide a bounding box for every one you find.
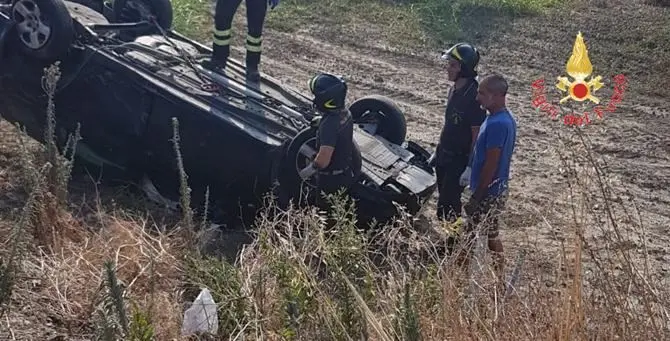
[4,106,669,338]
[0,7,668,341]
[209,159,669,340]
[21,211,188,338]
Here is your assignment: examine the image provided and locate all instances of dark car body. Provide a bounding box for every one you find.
[0,2,436,224]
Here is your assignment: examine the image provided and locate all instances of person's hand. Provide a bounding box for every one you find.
[459,166,471,187]
[268,0,280,9]
[298,162,317,180]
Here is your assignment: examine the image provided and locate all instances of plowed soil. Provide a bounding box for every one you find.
[251,0,670,274]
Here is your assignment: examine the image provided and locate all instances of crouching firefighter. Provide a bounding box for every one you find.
[209,0,280,81]
[430,42,487,225]
[298,73,356,205]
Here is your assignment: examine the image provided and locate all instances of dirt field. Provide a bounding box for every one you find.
[0,0,668,339]
[251,0,670,273]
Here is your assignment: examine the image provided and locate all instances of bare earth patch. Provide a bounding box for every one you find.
[250,0,670,278]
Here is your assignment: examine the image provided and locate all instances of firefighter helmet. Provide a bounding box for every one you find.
[308,72,347,112]
[441,42,480,78]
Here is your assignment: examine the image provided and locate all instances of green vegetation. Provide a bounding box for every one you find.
[408,0,562,44]
[266,0,561,46]
[170,0,561,48]
[171,0,214,41]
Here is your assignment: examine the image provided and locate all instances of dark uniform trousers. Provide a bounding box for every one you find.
[435,149,469,222]
[317,169,354,194]
[212,0,267,67]
[309,170,353,210]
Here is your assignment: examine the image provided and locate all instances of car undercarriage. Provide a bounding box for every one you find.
[0,0,437,225]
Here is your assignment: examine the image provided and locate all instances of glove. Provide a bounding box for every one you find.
[268,0,279,9]
[459,166,471,187]
[298,162,318,180]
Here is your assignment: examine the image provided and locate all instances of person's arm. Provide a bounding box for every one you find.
[314,146,334,169]
[471,148,501,201]
[470,127,480,153]
[467,130,480,168]
[471,122,505,201]
[313,117,338,169]
[467,104,487,167]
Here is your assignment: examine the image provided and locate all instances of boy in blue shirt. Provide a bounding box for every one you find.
[461,73,517,285]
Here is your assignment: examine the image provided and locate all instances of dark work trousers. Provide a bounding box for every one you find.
[435,153,469,222]
[313,171,354,208]
[212,0,267,67]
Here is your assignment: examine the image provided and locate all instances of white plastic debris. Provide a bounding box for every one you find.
[181,288,219,336]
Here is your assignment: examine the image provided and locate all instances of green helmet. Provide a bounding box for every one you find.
[441,42,480,78]
[308,72,347,112]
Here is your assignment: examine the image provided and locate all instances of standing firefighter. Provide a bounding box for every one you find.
[430,42,487,225]
[209,0,280,81]
[298,73,356,204]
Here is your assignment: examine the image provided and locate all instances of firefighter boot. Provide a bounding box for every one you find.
[208,44,229,70]
[246,51,261,82]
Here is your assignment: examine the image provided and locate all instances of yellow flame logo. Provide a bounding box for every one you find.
[556,32,604,104]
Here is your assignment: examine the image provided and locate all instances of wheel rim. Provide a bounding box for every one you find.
[356,111,382,135]
[295,137,318,188]
[12,0,51,50]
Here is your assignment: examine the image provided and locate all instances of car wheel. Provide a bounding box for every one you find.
[348,94,407,145]
[10,0,74,61]
[283,127,319,193]
[280,126,364,202]
[112,0,173,33]
[67,0,105,12]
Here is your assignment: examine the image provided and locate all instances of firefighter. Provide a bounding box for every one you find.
[298,73,356,203]
[209,0,280,81]
[430,43,487,224]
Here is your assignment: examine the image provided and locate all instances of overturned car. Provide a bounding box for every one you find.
[0,0,437,224]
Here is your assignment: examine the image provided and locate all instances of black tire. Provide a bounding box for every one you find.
[348,94,407,145]
[112,0,173,33]
[10,0,74,61]
[67,0,105,13]
[65,1,110,25]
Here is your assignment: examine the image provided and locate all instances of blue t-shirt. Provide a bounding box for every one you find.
[469,108,517,198]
